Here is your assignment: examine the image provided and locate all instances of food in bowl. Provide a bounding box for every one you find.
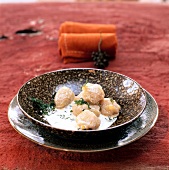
[81,83,105,104]
[54,86,75,109]
[17,69,146,140]
[30,83,121,131]
[53,83,121,130]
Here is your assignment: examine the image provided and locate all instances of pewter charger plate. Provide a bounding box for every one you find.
[8,90,158,152]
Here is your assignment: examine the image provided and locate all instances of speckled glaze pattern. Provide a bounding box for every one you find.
[9,91,158,152]
[17,68,146,140]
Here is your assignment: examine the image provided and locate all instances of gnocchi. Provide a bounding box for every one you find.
[53,83,120,130]
[76,110,101,130]
[82,83,105,104]
[101,98,121,117]
[54,86,75,109]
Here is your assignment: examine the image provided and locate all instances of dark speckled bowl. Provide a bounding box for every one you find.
[17,68,146,140]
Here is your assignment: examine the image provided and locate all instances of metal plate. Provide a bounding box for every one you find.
[8,90,158,152]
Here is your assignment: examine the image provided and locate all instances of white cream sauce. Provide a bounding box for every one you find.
[43,102,117,131]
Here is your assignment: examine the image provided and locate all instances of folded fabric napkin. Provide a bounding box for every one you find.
[58,33,117,64]
[58,21,117,64]
[59,21,116,35]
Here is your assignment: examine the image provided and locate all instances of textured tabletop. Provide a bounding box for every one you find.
[0,2,169,170]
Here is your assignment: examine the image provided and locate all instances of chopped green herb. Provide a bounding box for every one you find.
[74,98,91,109]
[82,80,88,88]
[110,98,115,103]
[60,114,65,119]
[28,97,55,115]
[57,114,74,121]
[105,116,114,121]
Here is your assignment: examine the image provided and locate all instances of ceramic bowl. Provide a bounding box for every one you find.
[17,68,146,140]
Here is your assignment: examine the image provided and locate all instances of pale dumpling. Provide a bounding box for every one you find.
[54,87,75,109]
[74,92,84,101]
[82,83,105,104]
[101,98,120,117]
[72,102,89,116]
[72,102,100,117]
[76,110,101,130]
[89,105,101,117]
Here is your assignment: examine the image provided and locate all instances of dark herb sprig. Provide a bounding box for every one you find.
[28,97,55,115]
[74,98,91,109]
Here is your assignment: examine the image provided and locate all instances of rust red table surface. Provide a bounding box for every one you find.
[0,2,169,170]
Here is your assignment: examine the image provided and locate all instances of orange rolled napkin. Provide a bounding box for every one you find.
[58,33,117,64]
[59,21,116,35]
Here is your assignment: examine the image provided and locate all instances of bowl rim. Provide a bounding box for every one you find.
[17,68,147,133]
